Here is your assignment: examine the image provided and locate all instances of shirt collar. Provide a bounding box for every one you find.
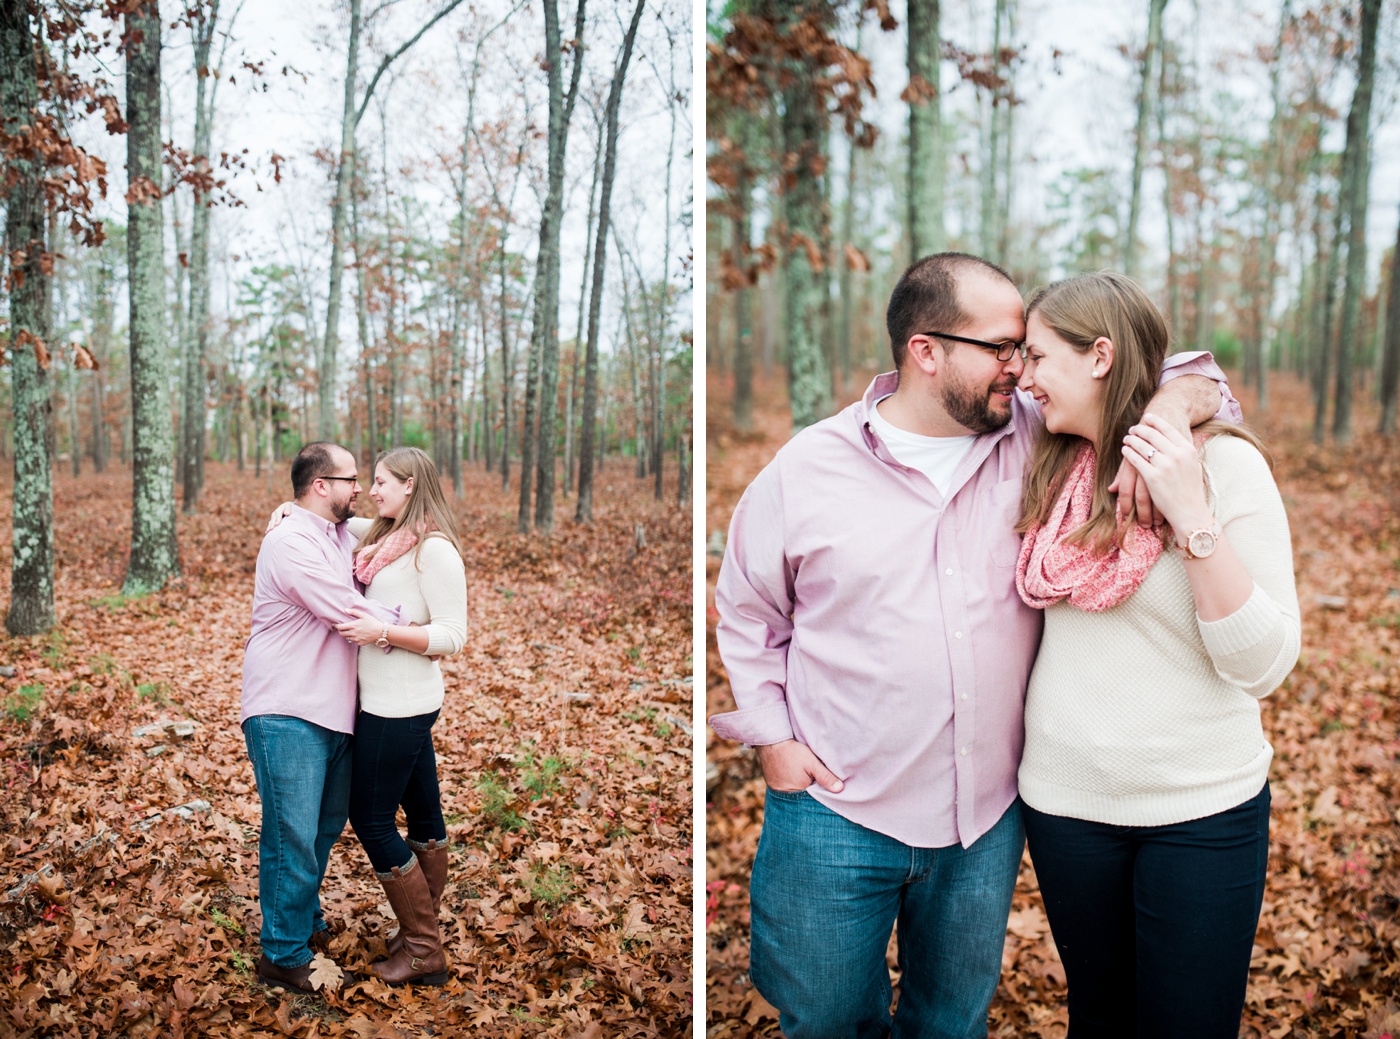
[290,502,343,537]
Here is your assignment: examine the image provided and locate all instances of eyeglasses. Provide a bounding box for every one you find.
[923,331,1026,362]
[318,475,360,484]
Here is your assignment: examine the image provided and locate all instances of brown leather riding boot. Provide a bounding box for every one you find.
[386,838,448,957]
[370,854,449,986]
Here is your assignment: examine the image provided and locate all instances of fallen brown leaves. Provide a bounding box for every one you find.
[706,370,1400,1038]
[0,458,691,1037]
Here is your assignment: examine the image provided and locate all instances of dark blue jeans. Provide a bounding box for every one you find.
[1023,784,1271,1039]
[348,710,447,874]
[750,791,1025,1039]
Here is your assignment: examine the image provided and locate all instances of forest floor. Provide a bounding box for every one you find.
[705,368,1400,1038]
[0,457,692,1038]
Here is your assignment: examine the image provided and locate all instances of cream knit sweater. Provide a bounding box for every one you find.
[1017,435,1301,826]
[349,521,468,719]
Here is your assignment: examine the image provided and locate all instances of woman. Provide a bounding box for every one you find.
[333,447,467,986]
[1012,271,1300,1037]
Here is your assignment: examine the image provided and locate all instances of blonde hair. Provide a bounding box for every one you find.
[1016,271,1268,554]
[357,447,464,566]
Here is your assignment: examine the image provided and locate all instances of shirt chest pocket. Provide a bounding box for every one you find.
[984,480,1025,568]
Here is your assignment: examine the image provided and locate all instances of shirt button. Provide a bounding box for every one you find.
[960,747,968,756]
[955,631,963,639]
[961,693,968,701]
[945,568,954,576]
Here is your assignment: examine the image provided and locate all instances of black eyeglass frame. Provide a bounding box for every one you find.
[317,475,361,484]
[922,331,1026,362]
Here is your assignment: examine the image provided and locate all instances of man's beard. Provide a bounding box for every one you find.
[941,371,1015,434]
[330,496,356,523]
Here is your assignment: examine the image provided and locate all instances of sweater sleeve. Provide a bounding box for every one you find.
[417,536,468,656]
[1194,437,1301,698]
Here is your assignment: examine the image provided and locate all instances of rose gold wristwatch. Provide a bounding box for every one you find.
[375,625,391,649]
[1177,521,1222,560]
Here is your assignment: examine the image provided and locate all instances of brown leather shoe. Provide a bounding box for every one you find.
[370,855,449,986]
[386,838,448,957]
[256,953,316,995]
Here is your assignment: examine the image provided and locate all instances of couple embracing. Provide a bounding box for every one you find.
[240,442,467,993]
[713,255,1301,1038]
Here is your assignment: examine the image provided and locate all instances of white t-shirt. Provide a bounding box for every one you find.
[870,395,977,496]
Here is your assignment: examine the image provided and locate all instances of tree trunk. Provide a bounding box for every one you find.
[907,0,943,258]
[1248,0,1290,411]
[2,0,56,634]
[782,0,833,430]
[527,0,588,534]
[575,0,645,523]
[352,176,377,458]
[733,127,756,430]
[980,0,1005,262]
[316,0,361,440]
[1331,0,1381,444]
[676,421,690,508]
[1379,205,1400,435]
[1124,0,1167,278]
[182,0,220,511]
[621,265,647,477]
[124,0,181,594]
[498,242,513,489]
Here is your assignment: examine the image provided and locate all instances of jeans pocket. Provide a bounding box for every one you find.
[766,786,812,801]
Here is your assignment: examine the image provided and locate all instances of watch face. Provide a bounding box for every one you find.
[1188,529,1216,557]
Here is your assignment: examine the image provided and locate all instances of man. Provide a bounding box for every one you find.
[241,441,400,994]
[711,254,1240,1039]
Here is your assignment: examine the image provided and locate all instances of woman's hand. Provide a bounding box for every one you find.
[335,607,385,646]
[265,501,295,533]
[1121,413,1214,535]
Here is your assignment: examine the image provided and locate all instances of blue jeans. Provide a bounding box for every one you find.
[1023,784,1270,1039]
[348,710,446,874]
[750,791,1024,1039]
[242,714,352,968]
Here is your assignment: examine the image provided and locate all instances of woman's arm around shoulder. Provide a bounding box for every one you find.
[417,535,468,656]
[1193,434,1301,698]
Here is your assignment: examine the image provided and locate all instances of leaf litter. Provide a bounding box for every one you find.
[0,460,692,1037]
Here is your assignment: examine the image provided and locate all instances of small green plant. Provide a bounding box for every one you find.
[230,950,253,974]
[41,631,69,668]
[626,646,641,662]
[210,908,245,936]
[136,681,172,706]
[3,684,45,721]
[477,772,527,832]
[622,707,658,724]
[654,719,673,738]
[88,653,117,675]
[520,751,567,800]
[90,592,143,611]
[527,862,574,907]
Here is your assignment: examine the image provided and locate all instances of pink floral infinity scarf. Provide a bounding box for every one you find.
[1015,444,1165,613]
[354,521,433,586]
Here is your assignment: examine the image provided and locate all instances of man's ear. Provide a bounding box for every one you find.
[905,334,943,378]
[1091,336,1115,378]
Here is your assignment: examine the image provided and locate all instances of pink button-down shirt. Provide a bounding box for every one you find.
[240,505,400,734]
[712,357,1238,849]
